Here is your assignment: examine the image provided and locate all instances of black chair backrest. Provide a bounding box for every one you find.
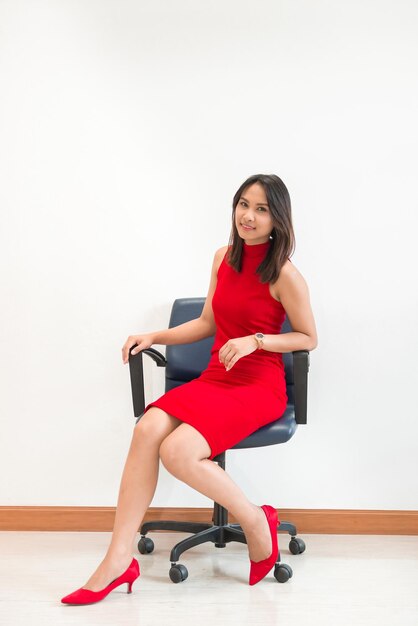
[165,299,214,390]
[165,298,294,405]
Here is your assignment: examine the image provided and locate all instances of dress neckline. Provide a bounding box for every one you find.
[242,239,271,257]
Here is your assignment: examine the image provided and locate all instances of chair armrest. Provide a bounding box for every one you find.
[129,346,310,422]
[128,348,167,418]
[292,350,310,425]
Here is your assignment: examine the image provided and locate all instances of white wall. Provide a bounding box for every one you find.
[1,0,417,510]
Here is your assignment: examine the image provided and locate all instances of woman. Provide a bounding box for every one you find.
[61,173,318,605]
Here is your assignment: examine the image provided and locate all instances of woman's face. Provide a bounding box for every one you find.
[235,183,274,245]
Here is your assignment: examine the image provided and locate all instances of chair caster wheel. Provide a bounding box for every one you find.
[138,536,154,554]
[289,537,306,555]
[169,563,188,583]
[274,563,293,583]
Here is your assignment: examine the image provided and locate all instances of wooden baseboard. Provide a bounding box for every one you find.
[0,507,417,534]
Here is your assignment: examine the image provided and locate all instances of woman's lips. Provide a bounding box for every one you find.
[241,223,255,230]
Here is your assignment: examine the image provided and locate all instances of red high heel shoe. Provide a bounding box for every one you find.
[249,505,279,586]
[61,557,140,605]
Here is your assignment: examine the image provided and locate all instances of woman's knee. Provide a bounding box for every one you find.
[133,407,181,446]
[159,437,183,474]
[159,426,211,474]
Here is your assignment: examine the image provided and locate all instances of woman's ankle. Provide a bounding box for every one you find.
[232,503,256,533]
[105,545,134,563]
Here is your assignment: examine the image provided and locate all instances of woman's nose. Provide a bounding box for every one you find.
[245,212,255,222]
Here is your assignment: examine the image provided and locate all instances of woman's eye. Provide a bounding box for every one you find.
[239,201,268,211]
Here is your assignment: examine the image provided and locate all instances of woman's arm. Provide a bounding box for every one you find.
[152,246,226,345]
[151,317,213,346]
[262,260,318,353]
[125,247,226,362]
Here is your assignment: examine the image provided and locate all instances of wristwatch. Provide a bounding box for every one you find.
[254,332,265,350]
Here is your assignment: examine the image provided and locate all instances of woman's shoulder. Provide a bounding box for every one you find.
[279,258,303,279]
[272,258,309,299]
[215,244,229,257]
[214,245,230,271]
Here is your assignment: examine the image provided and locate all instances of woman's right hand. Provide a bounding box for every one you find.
[122,334,155,364]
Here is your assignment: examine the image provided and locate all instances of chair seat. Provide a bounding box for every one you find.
[229,405,297,451]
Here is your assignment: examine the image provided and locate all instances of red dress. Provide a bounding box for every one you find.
[142,239,288,460]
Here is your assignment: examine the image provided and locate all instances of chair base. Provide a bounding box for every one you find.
[139,454,302,569]
[140,517,298,563]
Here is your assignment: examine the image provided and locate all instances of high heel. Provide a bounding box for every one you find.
[249,505,279,586]
[61,557,140,605]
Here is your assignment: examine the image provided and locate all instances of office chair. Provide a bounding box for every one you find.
[128,298,310,584]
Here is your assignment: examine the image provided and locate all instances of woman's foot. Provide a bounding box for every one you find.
[248,505,279,585]
[244,504,275,563]
[61,557,139,605]
[82,554,134,592]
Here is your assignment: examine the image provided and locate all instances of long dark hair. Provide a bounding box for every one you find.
[227,173,295,283]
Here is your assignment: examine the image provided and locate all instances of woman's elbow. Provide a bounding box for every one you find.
[304,334,318,351]
[200,316,217,338]
[308,336,318,351]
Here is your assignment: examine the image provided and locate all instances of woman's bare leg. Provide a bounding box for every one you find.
[160,424,274,564]
[81,408,181,591]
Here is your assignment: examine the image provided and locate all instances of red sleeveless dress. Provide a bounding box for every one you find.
[142,240,288,460]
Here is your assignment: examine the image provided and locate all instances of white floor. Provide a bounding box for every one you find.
[0,531,417,626]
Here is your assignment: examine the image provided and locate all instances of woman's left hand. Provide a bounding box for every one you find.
[219,336,258,371]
